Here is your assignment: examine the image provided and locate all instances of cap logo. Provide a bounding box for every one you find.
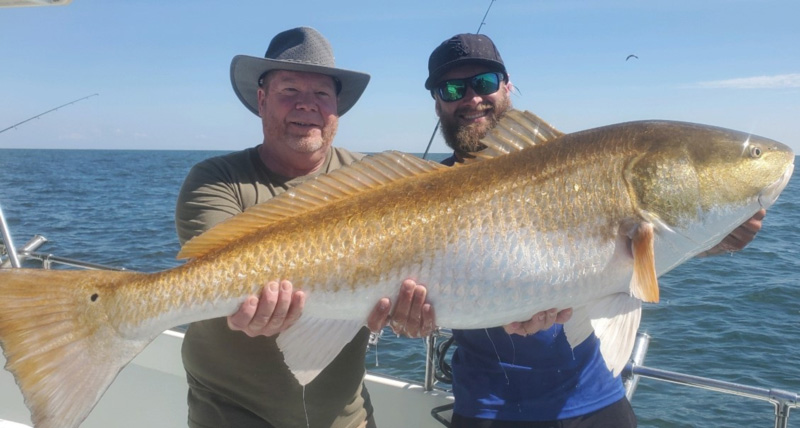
[445,38,469,58]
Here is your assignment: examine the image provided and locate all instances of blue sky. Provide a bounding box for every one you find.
[1,0,798,154]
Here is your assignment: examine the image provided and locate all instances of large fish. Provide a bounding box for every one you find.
[0,110,794,428]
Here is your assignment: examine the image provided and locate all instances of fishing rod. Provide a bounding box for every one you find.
[475,0,497,35]
[422,0,497,160]
[0,93,99,135]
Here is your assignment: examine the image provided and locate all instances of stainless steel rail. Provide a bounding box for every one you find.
[627,363,797,428]
[8,249,126,270]
[0,204,125,271]
[1,234,47,268]
[623,331,650,399]
[0,205,21,268]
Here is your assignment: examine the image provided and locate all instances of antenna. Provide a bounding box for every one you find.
[422,0,496,159]
[0,93,99,135]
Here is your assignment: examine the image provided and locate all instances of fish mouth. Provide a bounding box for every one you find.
[759,163,794,208]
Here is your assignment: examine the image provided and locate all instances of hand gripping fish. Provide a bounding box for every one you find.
[0,110,794,428]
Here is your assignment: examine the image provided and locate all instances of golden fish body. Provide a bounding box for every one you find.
[0,110,793,428]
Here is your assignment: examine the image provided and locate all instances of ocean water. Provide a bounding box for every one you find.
[0,149,797,427]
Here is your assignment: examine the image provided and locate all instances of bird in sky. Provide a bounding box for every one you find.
[626,54,639,61]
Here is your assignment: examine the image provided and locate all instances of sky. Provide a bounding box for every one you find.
[1,0,798,154]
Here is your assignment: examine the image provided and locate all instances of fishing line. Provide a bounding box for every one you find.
[302,385,311,428]
[505,328,517,366]
[484,328,510,385]
[422,0,497,160]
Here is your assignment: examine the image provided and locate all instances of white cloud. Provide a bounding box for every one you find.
[697,73,800,89]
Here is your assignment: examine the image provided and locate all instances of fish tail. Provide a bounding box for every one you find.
[0,268,146,428]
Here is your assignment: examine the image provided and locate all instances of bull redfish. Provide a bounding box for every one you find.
[0,110,794,428]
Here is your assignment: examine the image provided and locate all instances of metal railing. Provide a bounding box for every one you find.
[0,205,21,268]
[0,204,124,271]
[628,363,797,428]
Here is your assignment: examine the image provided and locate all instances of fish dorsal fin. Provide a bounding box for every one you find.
[178,151,446,259]
[461,109,564,165]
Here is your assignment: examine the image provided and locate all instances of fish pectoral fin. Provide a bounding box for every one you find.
[275,317,366,386]
[630,221,659,303]
[564,293,642,377]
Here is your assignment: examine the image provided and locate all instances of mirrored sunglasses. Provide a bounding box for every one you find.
[435,72,504,102]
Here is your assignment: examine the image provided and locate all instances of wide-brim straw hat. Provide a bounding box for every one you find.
[231,26,370,117]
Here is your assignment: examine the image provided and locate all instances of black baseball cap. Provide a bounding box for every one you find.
[425,33,507,90]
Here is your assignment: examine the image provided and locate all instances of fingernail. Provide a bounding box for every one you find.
[268,282,278,293]
[280,281,291,292]
[248,297,258,307]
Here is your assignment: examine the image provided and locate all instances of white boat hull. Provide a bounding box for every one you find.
[0,330,453,428]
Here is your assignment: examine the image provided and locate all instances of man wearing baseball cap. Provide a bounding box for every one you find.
[424,32,765,428]
[175,26,434,428]
[426,32,635,428]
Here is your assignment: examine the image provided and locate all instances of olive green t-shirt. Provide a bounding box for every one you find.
[175,145,372,428]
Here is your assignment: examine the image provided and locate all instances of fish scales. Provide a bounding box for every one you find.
[167,137,627,327]
[165,124,619,327]
[0,110,793,428]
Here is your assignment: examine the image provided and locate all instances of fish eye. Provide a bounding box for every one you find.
[749,146,763,158]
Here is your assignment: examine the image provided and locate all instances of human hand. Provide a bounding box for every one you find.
[700,209,765,257]
[504,308,572,336]
[366,279,436,338]
[227,280,306,337]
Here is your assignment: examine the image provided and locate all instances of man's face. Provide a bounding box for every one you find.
[258,70,339,156]
[433,65,512,155]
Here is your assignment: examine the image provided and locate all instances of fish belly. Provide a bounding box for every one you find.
[300,225,630,330]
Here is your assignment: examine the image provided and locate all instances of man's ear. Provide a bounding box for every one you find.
[434,100,442,118]
[504,79,514,94]
[257,88,267,116]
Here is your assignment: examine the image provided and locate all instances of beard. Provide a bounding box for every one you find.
[439,94,512,156]
[288,120,337,153]
[263,111,338,154]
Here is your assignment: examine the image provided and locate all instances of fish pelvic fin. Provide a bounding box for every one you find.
[564,293,642,377]
[461,110,564,165]
[275,316,366,386]
[0,268,148,428]
[630,221,659,303]
[178,151,447,259]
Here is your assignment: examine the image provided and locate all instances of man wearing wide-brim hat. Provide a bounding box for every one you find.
[176,26,435,428]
